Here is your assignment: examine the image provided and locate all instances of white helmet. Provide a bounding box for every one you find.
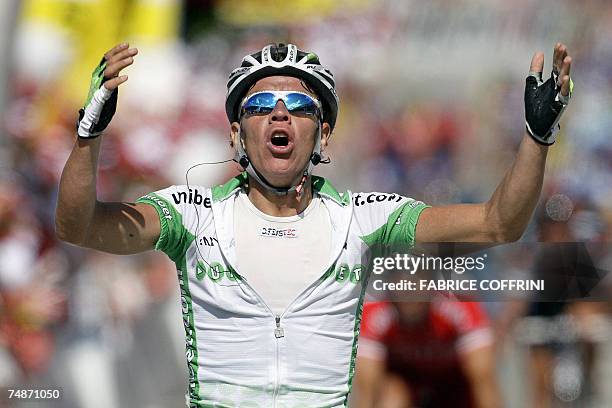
[226,43,339,130]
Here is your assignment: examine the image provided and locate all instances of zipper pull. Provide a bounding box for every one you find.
[274,315,285,338]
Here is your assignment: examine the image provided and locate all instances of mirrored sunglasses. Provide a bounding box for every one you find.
[240,91,322,117]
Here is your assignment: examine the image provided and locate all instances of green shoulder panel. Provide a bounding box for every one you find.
[136,192,195,264]
[212,172,248,202]
[360,201,430,248]
[312,176,350,206]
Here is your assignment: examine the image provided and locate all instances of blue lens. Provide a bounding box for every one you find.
[242,92,320,116]
[242,93,277,114]
[284,93,319,115]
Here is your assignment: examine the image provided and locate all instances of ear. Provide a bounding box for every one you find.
[230,122,240,148]
[320,122,332,151]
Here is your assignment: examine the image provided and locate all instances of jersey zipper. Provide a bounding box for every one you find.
[233,275,285,405]
[274,314,285,338]
[272,314,284,407]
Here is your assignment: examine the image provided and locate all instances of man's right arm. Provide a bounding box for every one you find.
[55,43,160,255]
[56,137,161,254]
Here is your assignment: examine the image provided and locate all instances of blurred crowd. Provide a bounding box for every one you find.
[0,0,610,407]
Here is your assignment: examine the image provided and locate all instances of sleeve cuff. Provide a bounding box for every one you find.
[136,196,170,253]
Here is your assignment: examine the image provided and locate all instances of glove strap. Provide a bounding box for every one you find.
[77,86,114,139]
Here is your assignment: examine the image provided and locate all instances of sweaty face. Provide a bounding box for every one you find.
[231,76,330,188]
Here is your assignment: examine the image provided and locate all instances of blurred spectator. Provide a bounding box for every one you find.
[494,194,610,408]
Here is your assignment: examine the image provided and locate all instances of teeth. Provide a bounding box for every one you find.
[271,132,289,147]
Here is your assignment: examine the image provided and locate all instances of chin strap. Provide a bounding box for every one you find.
[233,122,327,196]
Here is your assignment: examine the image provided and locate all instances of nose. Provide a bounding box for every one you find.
[270,100,290,123]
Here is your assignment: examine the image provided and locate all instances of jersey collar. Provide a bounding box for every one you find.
[212,172,350,206]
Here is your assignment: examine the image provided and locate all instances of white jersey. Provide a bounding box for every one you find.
[233,192,331,315]
[137,173,429,407]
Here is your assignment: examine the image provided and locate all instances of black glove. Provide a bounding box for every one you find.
[524,70,573,145]
[76,57,118,138]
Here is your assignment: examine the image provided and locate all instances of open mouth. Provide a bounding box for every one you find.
[271,133,289,147]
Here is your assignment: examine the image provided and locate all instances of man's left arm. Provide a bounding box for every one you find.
[416,43,573,244]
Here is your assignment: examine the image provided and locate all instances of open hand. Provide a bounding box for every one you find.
[529,42,572,98]
[102,42,138,90]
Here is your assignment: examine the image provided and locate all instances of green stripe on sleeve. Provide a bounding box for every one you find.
[136,192,193,263]
[360,201,430,247]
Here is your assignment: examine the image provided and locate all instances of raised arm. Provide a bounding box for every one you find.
[55,43,161,254]
[415,43,573,244]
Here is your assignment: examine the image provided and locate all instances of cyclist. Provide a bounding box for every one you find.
[56,42,573,406]
[355,298,500,408]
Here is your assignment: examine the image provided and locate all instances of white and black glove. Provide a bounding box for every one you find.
[76,43,137,138]
[76,58,118,139]
[524,44,574,145]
